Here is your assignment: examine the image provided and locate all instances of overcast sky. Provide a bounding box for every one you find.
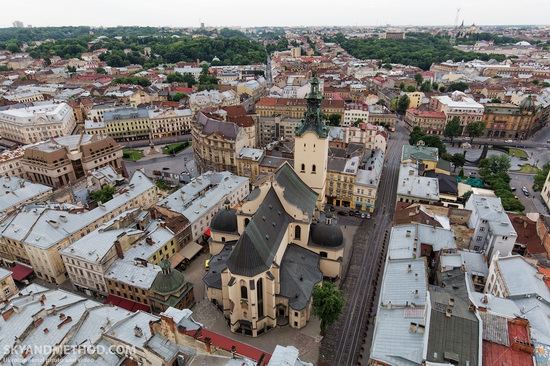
[2,0,548,28]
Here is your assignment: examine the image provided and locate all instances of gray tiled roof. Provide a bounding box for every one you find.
[274,163,318,218]
[279,244,322,310]
[226,188,293,277]
[426,287,480,366]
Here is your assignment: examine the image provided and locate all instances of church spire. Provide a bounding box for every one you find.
[295,73,327,138]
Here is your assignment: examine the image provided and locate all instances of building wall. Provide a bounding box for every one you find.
[482,104,538,140]
[294,131,328,206]
[0,274,18,301]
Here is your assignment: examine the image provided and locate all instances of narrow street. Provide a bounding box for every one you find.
[319,122,408,365]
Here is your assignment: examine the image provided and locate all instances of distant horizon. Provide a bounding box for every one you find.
[2,0,549,30]
[1,23,548,30]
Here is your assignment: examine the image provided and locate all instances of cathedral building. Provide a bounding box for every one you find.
[203,77,345,337]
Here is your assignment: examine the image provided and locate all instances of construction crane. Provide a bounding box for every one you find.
[450,8,461,45]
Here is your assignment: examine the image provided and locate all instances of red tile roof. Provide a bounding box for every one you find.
[508,213,545,255]
[483,318,533,366]
[185,328,271,363]
[406,108,446,119]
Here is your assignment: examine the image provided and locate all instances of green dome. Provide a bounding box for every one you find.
[151,260,187,295]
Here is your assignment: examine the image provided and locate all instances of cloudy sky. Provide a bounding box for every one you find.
[2,0,548,28]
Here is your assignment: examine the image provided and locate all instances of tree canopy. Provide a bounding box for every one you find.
[409,126,447,155]
[444,117,462,144]
[90,186,116,204]
[397,94,410,114]
[466,122,486,143]
[479,154,511,176]
[328,32,506,70]
[312,282,344,336]
[533,162,550,192]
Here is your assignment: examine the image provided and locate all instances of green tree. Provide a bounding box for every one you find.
[462,190,473,202]
[96,67,107,74]
[312,282,344,336]
[399,82,405,91]
[327,113,342,126]
[466,122,485,143]
[451,153,466,172]
[397,94,410,114]
[447,81,469,92]
[444,117,462,145]
[414,73,424,86]
[533,162,550,191]
[405,85,416,92]
[420,81,432,92]
[91,186,116,204]
[441,152,453,161]
[478,154,511,175]
[171,92,188,102]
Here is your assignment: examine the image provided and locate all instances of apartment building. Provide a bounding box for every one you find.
[482,99,539,140]
[0,268,18,301]
[256,97,344,119]
[149,108,193,138]
[0,102,76,144]
[85,108,150,141]
[396,162,440,204]
[21,134,124,188]
[258,115,302,146]
[465,194,517,256]
[0,146,26,177]
[236,147,265,183]
[343,104,369,126]
[156,171,249,242]
[0,175,52,220]
[188,89,240,115]
[192,106,256,174]
[405,108,447,135]
[0,171,157,284]
[430,91,484,133]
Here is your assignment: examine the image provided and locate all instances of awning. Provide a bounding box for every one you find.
[204,229,211,237]
[104,295,150,312]
[10,263,34,282]
[170,242,203,268]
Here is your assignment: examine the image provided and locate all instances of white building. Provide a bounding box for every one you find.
[430,91,484,129]
[343,105,370,126]
[464,194,517,256]
[0,175,52,220]
[157,171,249,241]
[396,162,440,204]
[188,89,240,114]
[0,102,76,144]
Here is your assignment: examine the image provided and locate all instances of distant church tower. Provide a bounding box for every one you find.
[294,75,329,208]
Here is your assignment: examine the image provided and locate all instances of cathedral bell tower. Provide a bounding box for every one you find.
[294,74,329,208]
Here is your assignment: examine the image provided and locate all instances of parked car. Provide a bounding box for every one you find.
[511,187,517,192]
[366,213,371,219]
[505,139,513,143]
[326,205,336,212]
[204,259,210,271]
[354,210,361,217]
[523,190,530,197]
[361,212,367,219]
[522,186,528,192]
[337,211,348,216]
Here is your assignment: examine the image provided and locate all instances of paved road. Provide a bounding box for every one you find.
[320,123,407,365]
[124,146,197,179]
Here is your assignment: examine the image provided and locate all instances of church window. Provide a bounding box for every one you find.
[301,163,305,172]
[295,225,301,240]
[240,283,248,300]
[312,164,316,173]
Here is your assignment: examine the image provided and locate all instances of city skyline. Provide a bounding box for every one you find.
[2,0,549,29]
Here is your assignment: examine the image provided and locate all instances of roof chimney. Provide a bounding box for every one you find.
[114,240,124,259]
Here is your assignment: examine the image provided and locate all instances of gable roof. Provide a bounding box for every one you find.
[274,162,318,218]
[226,188,293,277]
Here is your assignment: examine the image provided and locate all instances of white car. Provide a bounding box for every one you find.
[505,139,513,143]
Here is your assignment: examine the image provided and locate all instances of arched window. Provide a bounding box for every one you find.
[312,164,316,173]
[221,237,226,243]
[244,218,250,227]
[295,225,301,240]
[240,285,248,300]
[301,163,305,172]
